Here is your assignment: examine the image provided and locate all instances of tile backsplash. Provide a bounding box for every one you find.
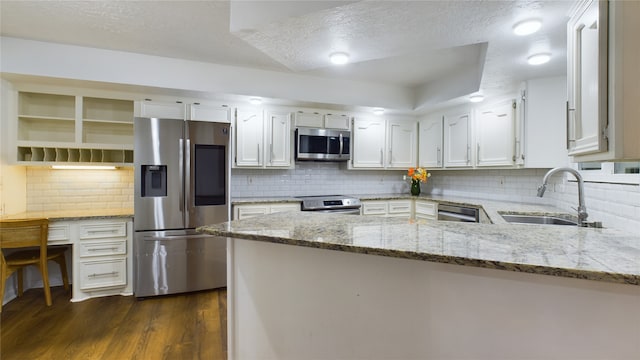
[26,167,134,211]
[25,163,639,233]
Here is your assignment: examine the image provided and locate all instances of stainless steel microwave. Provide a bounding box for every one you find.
[295,127,351,161]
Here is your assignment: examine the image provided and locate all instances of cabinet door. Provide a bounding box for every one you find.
[476,101,515,167]
[137,101,186,119]
[324,114,350,129]
[189,104,230,123]
[266,110,292,167]
[567,0,608,156]
[361,201,387,216]
[415,200,437,220]
[387,120,417,169]
[235,108,264,167]
[295,111,324,127]
[352,118,385,168]
[444,111,471,167]
[418,115,443,168]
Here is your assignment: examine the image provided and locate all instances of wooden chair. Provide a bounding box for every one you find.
[0,218,69,312]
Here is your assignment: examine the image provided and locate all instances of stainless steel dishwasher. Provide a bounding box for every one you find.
[437,204,479,223]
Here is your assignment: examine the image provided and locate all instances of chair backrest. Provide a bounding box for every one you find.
[0,218,49,250]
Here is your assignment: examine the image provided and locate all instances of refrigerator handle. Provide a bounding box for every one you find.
[185,138,191,226]
[179,138,184,213]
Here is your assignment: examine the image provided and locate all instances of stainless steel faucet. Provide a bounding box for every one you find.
[537,167,588,226]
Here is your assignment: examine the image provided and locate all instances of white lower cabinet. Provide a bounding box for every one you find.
[414,200,438,220]
[362,199,438,220]
[361,200,412,218]
[48,218,133,302]
[233,203,301,220]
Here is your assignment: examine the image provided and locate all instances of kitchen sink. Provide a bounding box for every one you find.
[500,214,578,226]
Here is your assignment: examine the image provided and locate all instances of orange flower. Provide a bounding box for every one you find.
[407,167,431,183]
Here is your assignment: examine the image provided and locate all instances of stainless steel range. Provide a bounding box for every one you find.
[297,195,361,215]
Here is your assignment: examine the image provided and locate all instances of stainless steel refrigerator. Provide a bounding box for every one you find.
[133,117,230,297]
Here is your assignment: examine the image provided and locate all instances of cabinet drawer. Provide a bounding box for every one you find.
[79,222,127,240]
[387,200,411,214]
[362,202,387,215]
[79,258,126,290]
[235,206,270,220]
[48,223,71,244]
[79,241,127,258]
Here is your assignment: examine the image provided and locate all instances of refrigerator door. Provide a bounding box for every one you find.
[134,117,185,231]
[134,230,227,297]
[185,121,231,228]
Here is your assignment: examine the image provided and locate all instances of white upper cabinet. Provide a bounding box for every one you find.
[475,100,515,167]
[295,110,351,130]
[265,110,292,167]
[517,76,569,168]
[443,110,472,167]
[387,120,417,168]
[295,111,323,128]
[235,108,264,167]
[234,108,293,169]
[324,114,351,130]
[352,118,386,168]
[135,100,186,119]
[189,103,230,123]
[567,0,640,161]
[567,0,608,156]
[418,115,443,168]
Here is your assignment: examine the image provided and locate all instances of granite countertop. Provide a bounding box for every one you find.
[199,211,640,286]
[0,208,134,221]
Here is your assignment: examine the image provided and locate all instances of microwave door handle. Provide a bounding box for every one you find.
[339,133,344,155]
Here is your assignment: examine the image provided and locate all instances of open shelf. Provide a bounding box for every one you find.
[18,146,134,165]
[15,91,135,165]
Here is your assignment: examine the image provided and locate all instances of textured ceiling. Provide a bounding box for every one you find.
[0,0,573,111]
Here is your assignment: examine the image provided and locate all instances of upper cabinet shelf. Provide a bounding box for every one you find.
[14,91,135,165]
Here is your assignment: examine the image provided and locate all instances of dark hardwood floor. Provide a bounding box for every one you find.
[0,286,227,360]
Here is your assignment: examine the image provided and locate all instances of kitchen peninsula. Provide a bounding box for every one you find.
[200,211,640,359]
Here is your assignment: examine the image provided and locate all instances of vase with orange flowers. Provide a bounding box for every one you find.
[407,167,431,196]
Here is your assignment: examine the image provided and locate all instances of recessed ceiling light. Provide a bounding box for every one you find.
[249,97,262,105]
[469,95,484,103]
[527,53,551,65]
[329,52,350,65]
[372,107,385,115]
[513,19,542,36]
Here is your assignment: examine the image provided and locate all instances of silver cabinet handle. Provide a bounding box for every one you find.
[270,143,274,164]
[380,148,383,165]
[88,247,119,252]
[437,147,441,166]
[88,271,118,278]
[257,143,260,164]
[566,101,576,150]
[466,145,471,164]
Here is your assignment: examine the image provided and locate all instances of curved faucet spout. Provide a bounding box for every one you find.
[538,167,588,225]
